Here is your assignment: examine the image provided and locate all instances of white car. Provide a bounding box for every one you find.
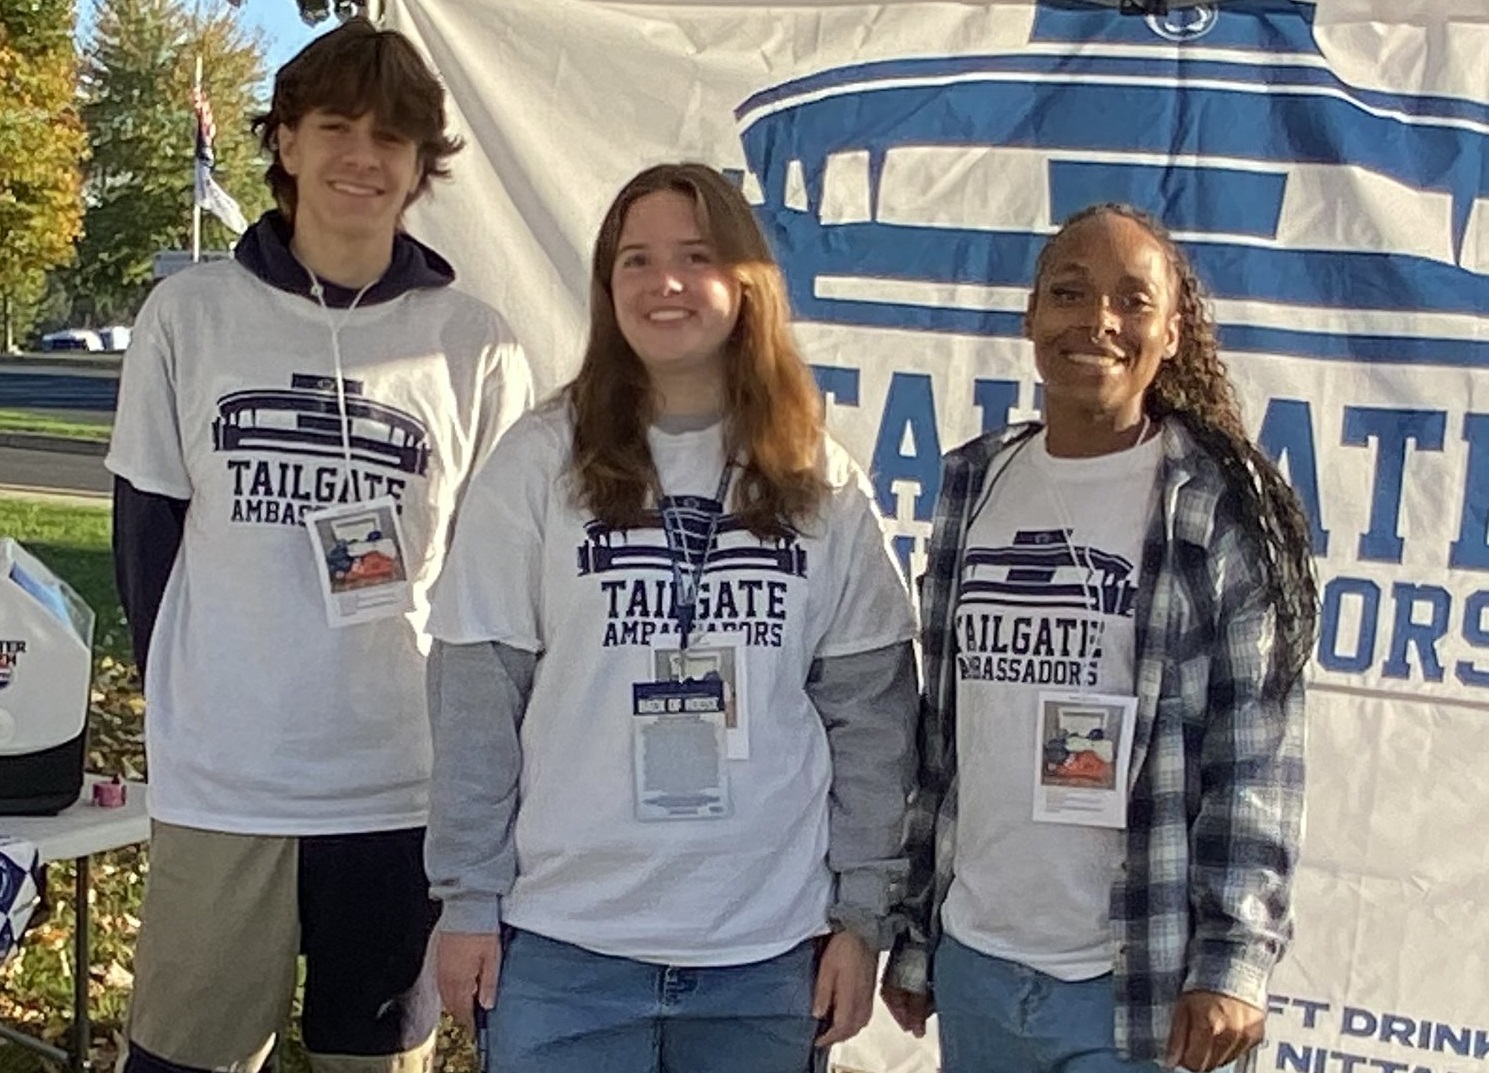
[39,329,105,353]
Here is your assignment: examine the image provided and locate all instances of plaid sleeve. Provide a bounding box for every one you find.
[885,690,947,993]
[1183,505,1307,1007]
[885,452,973,995]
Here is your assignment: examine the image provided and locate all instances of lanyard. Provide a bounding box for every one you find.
[659,462,734,650]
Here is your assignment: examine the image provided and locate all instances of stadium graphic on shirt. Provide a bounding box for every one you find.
[956,529,1134,686]
[960,529,1137,618]
[734,0,1489,365]
[211,373,431,477]
[576,497,809,579]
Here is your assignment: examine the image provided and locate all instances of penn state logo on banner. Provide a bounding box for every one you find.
[1145,3,1218,42]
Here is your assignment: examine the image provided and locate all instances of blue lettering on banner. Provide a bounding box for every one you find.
[811,364,860,409]
[1258,399,1330,557]
[1342,409,1446,564]
[1383,584,1451,682]
[1259,993,1489,1073]
[808,363,1489,693]
[1317,578,1381,676]
[1449,414,1489,571]
[871,372,941,520]
[973,379,1020,435]
[1454,592,1489,688]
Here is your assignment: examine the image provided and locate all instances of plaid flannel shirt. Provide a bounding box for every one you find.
[886,420,1306,1062]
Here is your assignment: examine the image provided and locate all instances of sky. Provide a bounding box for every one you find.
[75,0,324,87]
[233,0,324,74]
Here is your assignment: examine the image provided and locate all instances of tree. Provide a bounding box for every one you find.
[71,0,270,322]
[0,0,88,351]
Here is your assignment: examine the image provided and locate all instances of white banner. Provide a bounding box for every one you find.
[389,1,1489,1070]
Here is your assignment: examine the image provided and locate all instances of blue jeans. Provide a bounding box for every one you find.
[487,928,821,1073]
[935,934,1164,1073]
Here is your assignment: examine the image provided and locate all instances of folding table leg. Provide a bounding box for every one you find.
[72,855,91,1073]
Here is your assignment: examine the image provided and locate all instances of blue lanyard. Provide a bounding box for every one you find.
[659,462,734,650]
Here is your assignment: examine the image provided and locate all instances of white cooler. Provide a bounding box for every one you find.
[0,539,95,815]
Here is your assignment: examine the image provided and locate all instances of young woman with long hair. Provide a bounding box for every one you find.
[882,203,1317,1073]
[423,163,918,1073]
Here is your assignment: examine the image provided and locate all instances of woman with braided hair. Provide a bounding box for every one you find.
[881,203,1317,1073]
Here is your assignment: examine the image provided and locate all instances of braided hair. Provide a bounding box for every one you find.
[1035,203,1319,689]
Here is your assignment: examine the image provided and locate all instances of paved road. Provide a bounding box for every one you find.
[0,446,111,498]
[0,368,118,412]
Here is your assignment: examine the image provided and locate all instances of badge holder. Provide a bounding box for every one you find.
[632,679,731,821]
[303,496,414,628]
[651,642,749,759]
[1032,690,1138,829]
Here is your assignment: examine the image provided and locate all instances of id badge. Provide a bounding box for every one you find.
[632,679,731,822]
[303,496,415,628]
[1032,690,1138,829]
[651,642,749,759]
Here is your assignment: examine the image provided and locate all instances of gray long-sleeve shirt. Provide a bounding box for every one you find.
[426,638,917,949]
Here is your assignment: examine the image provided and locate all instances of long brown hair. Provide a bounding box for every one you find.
[1034,203,1319,689]
[567,163,828,538]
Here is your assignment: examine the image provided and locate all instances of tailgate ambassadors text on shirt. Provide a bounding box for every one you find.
[217,372,426,526]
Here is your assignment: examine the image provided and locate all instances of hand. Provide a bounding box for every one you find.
[435,930,502,1036]
[1164,990,1265,1071]
[812,931,877,1048]
[879,982,933,1038]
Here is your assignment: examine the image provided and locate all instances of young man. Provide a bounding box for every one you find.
[108,20,532,1073]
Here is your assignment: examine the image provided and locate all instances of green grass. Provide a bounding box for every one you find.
[0,497,126,661]
[0,409,112,442]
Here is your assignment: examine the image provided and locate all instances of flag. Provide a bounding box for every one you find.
[193,84,247,234]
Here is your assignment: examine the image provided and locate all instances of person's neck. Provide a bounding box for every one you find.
[1044,404,1151,458]
[651,369,725,419]
[290,224,394,291]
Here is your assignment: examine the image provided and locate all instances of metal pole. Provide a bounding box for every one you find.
[72,856,92,1072]
[0,1023,69,1066]
[192,56,203,264]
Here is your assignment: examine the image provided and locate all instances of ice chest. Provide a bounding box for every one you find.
[0,539,95,815]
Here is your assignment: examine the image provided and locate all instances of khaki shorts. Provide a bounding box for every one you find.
[122,821,439,1073]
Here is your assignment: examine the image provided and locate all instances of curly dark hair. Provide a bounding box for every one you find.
[1035,202,1319,689]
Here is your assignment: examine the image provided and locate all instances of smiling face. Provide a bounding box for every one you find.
[609,190,742,401]
[1026,212,1182,434]
[276,108,422,248]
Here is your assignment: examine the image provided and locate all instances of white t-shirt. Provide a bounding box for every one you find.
[106,261,532,835]
[428,405,915,966]
[944,428,1161,980]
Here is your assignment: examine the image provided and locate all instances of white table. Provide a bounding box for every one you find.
[0,775,149,1073]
